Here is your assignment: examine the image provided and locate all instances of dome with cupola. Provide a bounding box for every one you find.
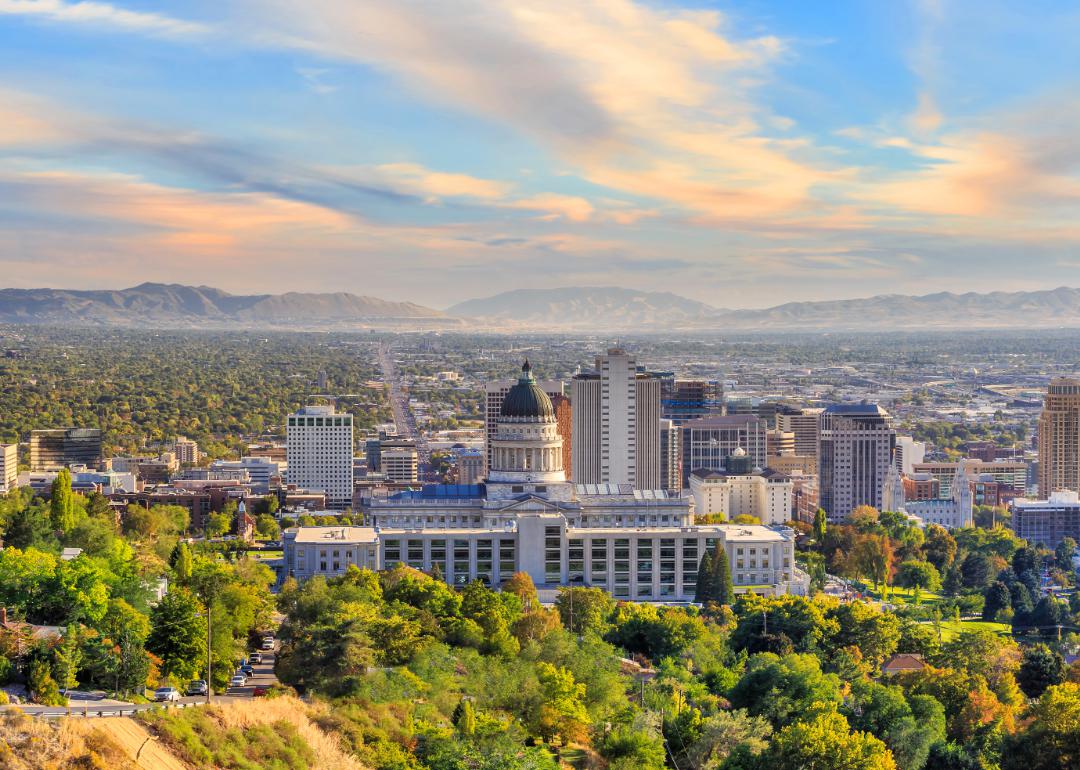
[500,360,555,420]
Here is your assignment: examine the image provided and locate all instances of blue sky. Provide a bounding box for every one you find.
[1,0,1079,309]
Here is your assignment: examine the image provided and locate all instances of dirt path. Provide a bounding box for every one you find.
[88,717,189,770]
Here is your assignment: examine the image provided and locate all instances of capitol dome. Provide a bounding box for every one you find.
[501,360,554,420]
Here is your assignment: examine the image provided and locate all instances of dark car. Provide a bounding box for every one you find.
[185,680,209,696]
[241,664,255,676]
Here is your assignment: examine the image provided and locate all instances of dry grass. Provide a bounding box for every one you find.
[0,709,138,770]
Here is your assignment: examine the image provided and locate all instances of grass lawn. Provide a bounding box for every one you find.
[851,582,942,606]
[933,619,1011,641]
[250,550,283,560]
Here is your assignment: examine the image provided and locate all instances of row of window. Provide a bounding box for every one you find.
[289,416,352,426]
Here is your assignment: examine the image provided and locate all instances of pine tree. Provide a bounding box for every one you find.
[170,542,193,581]
[712,543,734,605]
[695,551,715,604]
[53,624,83,693]
[431,562,444,583]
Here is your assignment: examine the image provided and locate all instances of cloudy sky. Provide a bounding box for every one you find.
[2,0,1079,309]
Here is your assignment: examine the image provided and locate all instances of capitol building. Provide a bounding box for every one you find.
[284,362,808,601]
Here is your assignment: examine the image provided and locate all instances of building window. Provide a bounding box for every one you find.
[545,527,561,583]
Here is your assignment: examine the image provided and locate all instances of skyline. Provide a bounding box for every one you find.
[3,0,1080,307]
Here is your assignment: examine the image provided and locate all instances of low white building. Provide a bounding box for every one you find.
[688,450,793,525]
[210,457,282,493]
[1011,491,1080,548]
[283,526,380,580]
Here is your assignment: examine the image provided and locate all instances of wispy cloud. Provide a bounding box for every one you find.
[0,0,206,37]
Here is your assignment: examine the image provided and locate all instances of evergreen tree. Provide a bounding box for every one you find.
[170,542,193,581]
[50,469,75,532]
[712,543,734,605]
[695,551,715,604]
[982,581,1012,621]
[813,507,827,543]
[431,562,444,583]
[452,697,477,736]
[53,624,83,693]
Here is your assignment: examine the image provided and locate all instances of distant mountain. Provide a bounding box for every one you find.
[449,286,1080,331]
[0,283,446,328]
[447,287,721,329]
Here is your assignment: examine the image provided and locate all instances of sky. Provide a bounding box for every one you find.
[1,0,1080,310]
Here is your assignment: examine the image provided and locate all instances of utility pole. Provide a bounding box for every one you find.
[206,607,212,704]
[763,610,767,635]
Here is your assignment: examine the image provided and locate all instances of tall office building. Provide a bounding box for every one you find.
[1038,377,1080,496]
[572,349,661,489]
[680,415,768,485]
[819,403,896,521]
[659,419,681,493]
[29,428,103,472]
[0,443,16,493]
[775,407,824,459]
[550,394,573,480]
[894,435,926,475]
[381,438,420,483]
[485,377,564,475]
[173,436,200,465]
[286,405,354,509]
[661,379,725,424]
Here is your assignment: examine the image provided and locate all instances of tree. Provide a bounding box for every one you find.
[1055,537,1077,571]
[854,534,894,589]
[1001,682,1080,770]
[255,514,280,540]
[729,653,842,728]
[695,550,715,604]
[686,709,772,769]
[501,572,539,609]
[535,662,589,743]
[50,469,76,532]
[982,581,1012,621]
[712,543,734,605]
[960,552,993,590]
[205,511,231,538]
[0,546,57,622]
[813,507,827,543]
[1011,546,1039,576]
[28,658,64,706]
[554,587,613,636]
[1030,595,1068,635]
[170,541,193,581]
[764,711,897,770]
[1017,644,1066,699]
[53,624,83,693]
[831,601,901,670]
[897,560,941,592]
[924,525,958,573]
[147,588,206,681]
[452,697,477,736]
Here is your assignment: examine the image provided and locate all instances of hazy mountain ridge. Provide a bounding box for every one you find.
[451,286,1080,330]
[0,283,445,327]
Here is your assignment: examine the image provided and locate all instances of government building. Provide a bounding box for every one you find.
[283,362,808,601]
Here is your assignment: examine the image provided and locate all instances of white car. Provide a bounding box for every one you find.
[261,637,274,651]
[153,686,181,702]
[229,674,247,688]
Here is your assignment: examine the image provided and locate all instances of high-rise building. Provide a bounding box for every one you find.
[457,449,484,484]
[661,379,725,424]
[571,349,660,489]
[894,436,926,475]
[550,394,573,480]
[316,370,329,391]
[485,377,564,475]
[29,428,103,472]
[381,438,419,483]
[286,405,354,509]
[766,429,795,458]
[1038,377,1080,496]
[0,443,17,493]
[775,407,824,460]
[680,415,768,485]
[819,404,896,521]
[659,419,681,493]
[173,436,200,465]
[689,450,794,526]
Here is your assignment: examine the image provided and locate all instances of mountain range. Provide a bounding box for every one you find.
[2,283,1080,331]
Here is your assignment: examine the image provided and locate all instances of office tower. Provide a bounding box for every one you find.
[316,370,328,391]
[894,436,926,475]
[659,419,681,493]
[173,436,200,465]
[0,443,16,493]
[286,405,354,509]
[775,407,824,459]
[572,349,661,489]
[1011,491,1080,548]
[550,394,573,480]
[485,377,564,475]
[680,415,768,485]
[819,403,896,521]
[766,429,795,458]
[29,428,103,472]
[1038,377,1080,495]
[380,438,419,483]
[458,450,484,484]
[661,379,725,424]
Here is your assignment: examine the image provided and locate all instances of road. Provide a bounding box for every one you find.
[8,648,280,718]
[377,342,434,480]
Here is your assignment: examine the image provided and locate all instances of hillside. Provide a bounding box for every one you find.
[0,283,446,328]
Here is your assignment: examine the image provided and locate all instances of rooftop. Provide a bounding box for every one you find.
[289,526,378,543]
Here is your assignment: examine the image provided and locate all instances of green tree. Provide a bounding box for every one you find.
[255,514,280,540]
[50,468,76,532]
[28,658,64,706]
[729,653,842,728]
[712,543,735,605]
[763,711,896,770]
[170,541,193,581]
[896,560,941,592]
[686,709,772,769]
[53,624,83,693]
[960,552,993,590]
[554,587,613,636]
[1017,644,1066,699]
[695,550,715,604]
[924,525,957,572]
[147,588,206,681]
[205,511,231,538]
[814,507,828,543]
[452,697,477,736]
[535,662,589,743]
[830,601,901,670]
[1001,682,1080,770]
[982,581,1012,621]
[1055,537,1076,571]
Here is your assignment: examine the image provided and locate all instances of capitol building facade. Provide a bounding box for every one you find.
[285,362,809,600]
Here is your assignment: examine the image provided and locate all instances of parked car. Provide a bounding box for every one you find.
[249,652,262,664]
[229,675,246,688]
[185,680,208,696]
[240,664,254,676]
[153,686,180,702]
[253,686,268,697]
